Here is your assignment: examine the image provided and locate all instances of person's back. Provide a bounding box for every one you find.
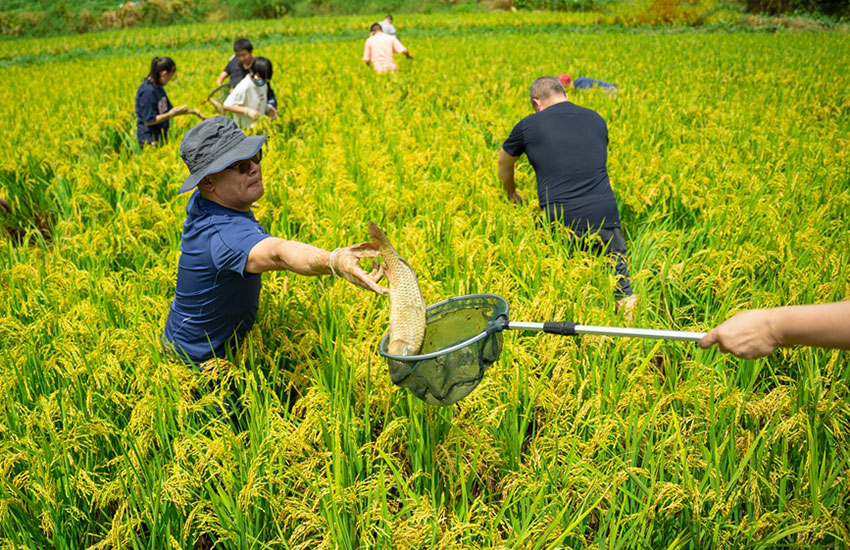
[379,16,397,36]
[499,76,634,309]
[363,32,405,73]
[505,101,620,231]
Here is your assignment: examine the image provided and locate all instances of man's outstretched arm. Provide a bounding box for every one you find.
[245,237,388,295]
[700,301,850,359]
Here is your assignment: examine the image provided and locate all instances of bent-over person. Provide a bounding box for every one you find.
[363,22,412,74]
[498,76,637,315]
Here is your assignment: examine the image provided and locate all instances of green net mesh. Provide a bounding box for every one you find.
[206,84,230,115]
[379,294,508,406]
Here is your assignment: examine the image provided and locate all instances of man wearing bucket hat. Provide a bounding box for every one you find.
[497,76,637,316]
[163,116,388,365]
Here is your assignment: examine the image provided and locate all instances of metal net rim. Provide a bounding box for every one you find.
[378,293,509,363]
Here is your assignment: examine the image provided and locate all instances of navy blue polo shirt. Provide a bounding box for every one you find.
[163,191,271,363]
[135,78,172,144]
[502,101,621,232]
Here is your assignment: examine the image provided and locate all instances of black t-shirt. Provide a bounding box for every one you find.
[224,56,249,88]
[135,78,172,144]
[502,101,621,231]
[223,56,277,107]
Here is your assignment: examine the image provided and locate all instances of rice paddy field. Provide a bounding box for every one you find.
[1,11,849,549]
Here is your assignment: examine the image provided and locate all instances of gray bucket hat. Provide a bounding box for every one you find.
[178,116,268,193]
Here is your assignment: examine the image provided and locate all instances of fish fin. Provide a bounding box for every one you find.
[347,240,379,252]
[368,222,399,256]
[368,221,388,244]
[388,340,415,356]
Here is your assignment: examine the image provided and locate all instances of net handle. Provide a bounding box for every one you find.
[507,321,706,342]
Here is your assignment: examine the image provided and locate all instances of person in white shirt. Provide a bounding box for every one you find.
[379,15,397,36]
[363,23,412,74]
[223,57,276,130]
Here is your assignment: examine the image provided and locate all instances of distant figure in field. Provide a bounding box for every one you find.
[217,38,277,118]
[363,22,412,74]
[379,15,397,36]
[699,301,850,359]
[498,76,637,316]
[223,57,276,130]
[135,56,203,148]
[558,73,618,95]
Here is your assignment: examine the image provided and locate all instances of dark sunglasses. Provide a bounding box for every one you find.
[226,151,262,174]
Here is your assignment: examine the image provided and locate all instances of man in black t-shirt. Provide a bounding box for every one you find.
[498,76,636,313]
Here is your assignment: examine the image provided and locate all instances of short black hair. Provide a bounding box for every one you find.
[370,22,382,32]
[233,38,253,53]
[251,57,273,81]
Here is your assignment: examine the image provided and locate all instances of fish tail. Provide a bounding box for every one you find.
[368,222,396,256]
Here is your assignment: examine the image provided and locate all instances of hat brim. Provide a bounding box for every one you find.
[178,135,268,194]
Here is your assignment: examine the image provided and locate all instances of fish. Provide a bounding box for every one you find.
[369,222,426,356]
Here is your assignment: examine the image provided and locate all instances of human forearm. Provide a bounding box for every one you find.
[497,148,517,191]
[771,302,850,348]
[216,71,228,86]
[498,162,516,194]
[246,237,388,294]
[145,112,172,126]
[223,104,259,119]
[700,301,850,358]
[144,105,188,126]
[497,148,523,202]
[253,239,332,276]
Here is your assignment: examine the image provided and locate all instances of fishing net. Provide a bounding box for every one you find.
[379,294,508,406]
[204,84,230,115]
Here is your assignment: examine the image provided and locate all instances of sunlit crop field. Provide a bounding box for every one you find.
[1,12,849,549]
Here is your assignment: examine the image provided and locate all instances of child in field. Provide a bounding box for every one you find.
[135,56,203,148]
[217,38,278,117]
[379,15,397,36]
[223,57,276,130]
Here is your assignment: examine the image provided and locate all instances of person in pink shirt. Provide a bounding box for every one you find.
[362,22,412,74]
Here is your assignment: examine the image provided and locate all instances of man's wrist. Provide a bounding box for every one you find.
[767,307,791,347]
[328,249,341,277]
